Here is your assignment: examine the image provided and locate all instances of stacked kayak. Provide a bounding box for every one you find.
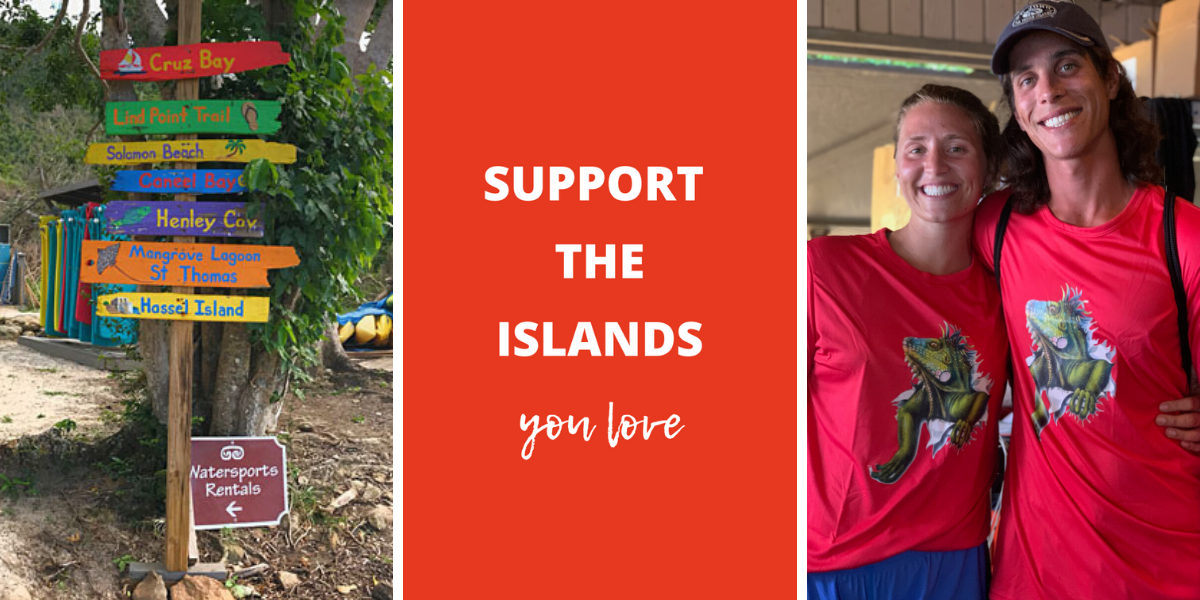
[337,293,392,350]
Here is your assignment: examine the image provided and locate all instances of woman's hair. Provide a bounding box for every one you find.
[894,84,1004,195]
[998,42,1163,214]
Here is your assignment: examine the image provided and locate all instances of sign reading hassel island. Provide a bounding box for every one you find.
[111,170,248,195]
[105,201,263,237]
[85,139,297,166]
[100,42,291,81]
[79,240,299,288]
[190,437,289,530]
[97,292,269,323]
[106,100,283,135]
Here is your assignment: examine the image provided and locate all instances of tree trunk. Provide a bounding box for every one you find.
[321,320,364,373]
[236,351,285,435]
[210,323,251,435]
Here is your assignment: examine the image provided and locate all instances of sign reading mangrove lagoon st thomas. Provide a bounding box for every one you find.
[111,170,247,195]
[79,240,299,288]
[106,100,283,136]
[85,139,297,166]
[99,41,291,81]
[97,292,270,323]
[105,201,263,237]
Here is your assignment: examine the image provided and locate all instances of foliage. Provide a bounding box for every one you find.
[0,472,34,499]
[204,0,393,376]
[0,104,96,194]
[0,2,105,113]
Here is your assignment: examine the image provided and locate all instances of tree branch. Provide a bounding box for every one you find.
[75,0,109,94]
[25,0,71,57]
[360,0,392,75]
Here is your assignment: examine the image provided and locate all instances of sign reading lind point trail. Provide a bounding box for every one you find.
[100,42,290,81]
[190,437,288,530]
[98,292,270,323]
[85,139,297,165]
[106,100,283,135]
[79,240,299,288]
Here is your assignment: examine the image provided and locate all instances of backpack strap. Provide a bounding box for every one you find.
[994,196,1016,291]
[1164,190,1193,379]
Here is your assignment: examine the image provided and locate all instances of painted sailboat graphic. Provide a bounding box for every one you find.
[117,49,143,74]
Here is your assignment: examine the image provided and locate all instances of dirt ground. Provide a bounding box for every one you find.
[0,342,394,599]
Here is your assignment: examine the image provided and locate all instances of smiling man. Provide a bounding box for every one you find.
[973,2,1200,598]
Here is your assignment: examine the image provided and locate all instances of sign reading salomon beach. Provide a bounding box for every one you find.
[190,437,288,530]
[79,240,299,287]
[85,139,297,165]
[99,42,291,81]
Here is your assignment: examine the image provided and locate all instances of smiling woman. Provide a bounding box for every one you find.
[807,85,1010,600]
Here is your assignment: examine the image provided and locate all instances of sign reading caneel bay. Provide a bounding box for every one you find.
[80,240,299,288]
[111,170,247,195]
[105,201,263,237]
[106,100,282,135]
[97,292,269,323]
[99,42,291,81]
[85,139,297,165]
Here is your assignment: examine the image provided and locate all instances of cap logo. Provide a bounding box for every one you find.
[1012,3,1056,27]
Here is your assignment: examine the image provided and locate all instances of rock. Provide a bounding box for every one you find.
[367,506,393,531]
[351,480,366,492]
[337,584,358,595]
[361,485,382,502]
[0,584,32,600]
[277,571,301,591]
[297,476,309,486]
[0,325,21,340]
[326,488,357,512]
[221,541,246,564]
[298,422,315,433]
[132,572,168,600]
[372,584,394,600]
[384,491,393,501]
[372,472,387,483]
[329,531,340,549]
[170,575,234,600]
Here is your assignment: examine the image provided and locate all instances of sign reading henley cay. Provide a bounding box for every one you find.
[85,139,297,166]
[97,292,269,323]
[190,437,288,530]
[105,201,262,237]
[79,240,299,288]
[106,100,283,136]
[100,42,291,81]
[111,170,248,195]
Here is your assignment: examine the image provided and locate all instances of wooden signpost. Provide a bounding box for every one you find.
[97,292,270,323]
[105,201,263,237]
[86,139,297,165]
[111,170,247,195]
[80,240,298,288]
[106,100,283,136]
[99,41,291,81]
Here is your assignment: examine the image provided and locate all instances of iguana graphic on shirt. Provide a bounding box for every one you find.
[1025,286,1115,439]
[870,324,993,485]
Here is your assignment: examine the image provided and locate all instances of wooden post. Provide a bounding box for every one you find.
[165,0,202,573]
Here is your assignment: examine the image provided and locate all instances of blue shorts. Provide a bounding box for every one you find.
[807,543,988,600]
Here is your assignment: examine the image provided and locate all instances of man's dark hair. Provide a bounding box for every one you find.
[998,42,1163,214]
[894,84,1004,195]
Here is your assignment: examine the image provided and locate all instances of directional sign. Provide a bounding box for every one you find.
[106,201,263,237]
[111,170,247,195]
[80,240,299,288]
[190,437,289,530]
[106,100,283,136]
[100,42,291,81]
[97,292,270,323]
[85,140,297,165]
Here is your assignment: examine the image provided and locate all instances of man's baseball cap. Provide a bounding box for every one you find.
[991,0,1108,75]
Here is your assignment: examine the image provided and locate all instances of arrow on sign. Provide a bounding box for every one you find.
[227,501,243,520]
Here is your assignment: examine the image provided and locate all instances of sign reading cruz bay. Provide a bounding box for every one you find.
[97,292,270,323]
[85,139,297,166]
[105,201,263,237]
[106,100,282,135]
[99,41,291,81]
[80,240,299,288]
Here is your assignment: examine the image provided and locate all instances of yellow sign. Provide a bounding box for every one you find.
[97,292,269,323]
[85,139,297,165]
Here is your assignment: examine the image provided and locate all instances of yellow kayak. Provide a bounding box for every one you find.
[354,315,376,346]
[375,315,392,348]
[338,322,355,344]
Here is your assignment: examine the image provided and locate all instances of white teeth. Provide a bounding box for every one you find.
[921,185,958,196]
[1042,110,1081,128]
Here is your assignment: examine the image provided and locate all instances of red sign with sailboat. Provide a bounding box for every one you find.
[100,42,290,81]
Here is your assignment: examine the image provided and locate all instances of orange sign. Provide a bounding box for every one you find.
[80,240,299,288]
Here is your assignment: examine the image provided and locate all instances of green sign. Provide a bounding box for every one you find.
[106,100,283,136]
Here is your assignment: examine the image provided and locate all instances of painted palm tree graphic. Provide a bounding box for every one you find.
[222,139,248,159]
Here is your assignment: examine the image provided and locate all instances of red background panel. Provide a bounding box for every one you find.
[404,1,796,597]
